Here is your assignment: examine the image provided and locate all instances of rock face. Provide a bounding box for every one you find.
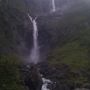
[0,4,34,56]
[38,62,74,90]
[19,60,90,90]
[20,64,43,90]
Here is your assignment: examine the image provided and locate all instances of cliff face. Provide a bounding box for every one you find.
[0,5,33,56]
[0,0,90,59]
[0,0,90,60]
[0,0,90,90]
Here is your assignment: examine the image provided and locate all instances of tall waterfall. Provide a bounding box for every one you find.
[52,0,56,12]
[28,14,39,64]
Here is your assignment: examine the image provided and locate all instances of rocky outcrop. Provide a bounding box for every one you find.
[20,64,43,90]
[38,62,90,90]
[37,62,73,90]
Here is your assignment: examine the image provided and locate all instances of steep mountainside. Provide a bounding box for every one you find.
[47,3,90,89]
[0,0,90,90]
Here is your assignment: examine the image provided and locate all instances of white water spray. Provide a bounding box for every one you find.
[41,77,52,90]
[28,14,39,64]
[52,0,56,12]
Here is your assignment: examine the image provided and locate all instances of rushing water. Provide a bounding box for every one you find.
[41,77,52,90]
[28,14,39,64]
[52,0,56,12]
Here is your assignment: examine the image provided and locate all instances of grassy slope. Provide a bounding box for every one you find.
[48,4,90,86]
[0,54,24,90]
[0,5,25,90]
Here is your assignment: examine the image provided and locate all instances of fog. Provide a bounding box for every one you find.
[5,0,90,16]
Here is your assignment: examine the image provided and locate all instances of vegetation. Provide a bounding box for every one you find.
[0,54,24,90]
[48,7,90,87]
[0,3,25,90]
[0,0,90,89]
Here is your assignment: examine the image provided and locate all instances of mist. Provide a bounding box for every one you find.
[5,0,90,16]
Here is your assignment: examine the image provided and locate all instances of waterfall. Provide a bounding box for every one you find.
[28,14,39,64]
[52,0,56,12]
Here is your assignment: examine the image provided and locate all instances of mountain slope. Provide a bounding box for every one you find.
[47,4,90,88]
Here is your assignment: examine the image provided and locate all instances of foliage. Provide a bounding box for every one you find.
[48,37,90,87]
[0,54,24,90]
[47,6,90,87]
[0,4,26,90]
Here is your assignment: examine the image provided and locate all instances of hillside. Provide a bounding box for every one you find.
[47,4,90,89]
[0,0,90,90]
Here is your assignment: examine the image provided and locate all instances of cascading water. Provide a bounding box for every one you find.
[24,1,82,90]
[27,0,56,88]
[52,0,56,12]
[28,14,39,64]
[41,77,52,90]
[28,14,52,90]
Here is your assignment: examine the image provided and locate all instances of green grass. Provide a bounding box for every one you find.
[48,41,89,70]
[0,54,24,90]
[48,33,90,86]
[48,17,90,86]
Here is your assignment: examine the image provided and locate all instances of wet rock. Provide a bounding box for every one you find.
[38,62,74,90]
[20,64,42,90]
